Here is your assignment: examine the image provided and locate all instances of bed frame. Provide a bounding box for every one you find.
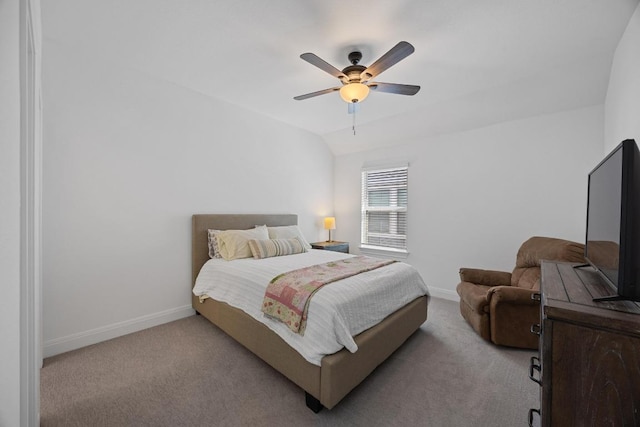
[192,214,429,411]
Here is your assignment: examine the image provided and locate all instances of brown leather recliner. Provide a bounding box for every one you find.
[456,236,585,349]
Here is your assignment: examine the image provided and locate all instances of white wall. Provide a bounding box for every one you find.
[42,42,334,356]
[334,106,604,300]
[0,0,21,424]
[605,2,640,153]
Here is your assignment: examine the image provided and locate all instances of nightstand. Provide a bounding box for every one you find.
[311,241,349,254]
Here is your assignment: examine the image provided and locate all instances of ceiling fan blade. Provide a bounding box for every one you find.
[293,87,341,101]
[300,53,348,81]
[360,41,415,81]
[368,82,420,96]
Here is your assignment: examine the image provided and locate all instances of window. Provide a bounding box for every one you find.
[361,165,408,252]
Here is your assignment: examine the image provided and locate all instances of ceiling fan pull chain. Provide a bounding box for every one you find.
[352,106,357,135]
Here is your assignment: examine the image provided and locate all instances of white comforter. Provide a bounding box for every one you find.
[192,250,429,366]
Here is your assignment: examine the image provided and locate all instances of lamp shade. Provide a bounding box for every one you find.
[339,83,369,103]
[324,217,336,230]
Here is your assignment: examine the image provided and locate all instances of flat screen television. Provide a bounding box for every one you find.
[584,139,640,302]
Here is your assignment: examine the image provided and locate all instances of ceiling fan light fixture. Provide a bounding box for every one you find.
[339,83,369,103]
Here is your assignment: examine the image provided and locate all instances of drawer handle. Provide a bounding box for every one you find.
[529,356,542,385]
[531,292,541,301]
[530,324,541,335]
[528,408,541,427]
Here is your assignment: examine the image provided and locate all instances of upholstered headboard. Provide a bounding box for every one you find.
[191,214,298,286]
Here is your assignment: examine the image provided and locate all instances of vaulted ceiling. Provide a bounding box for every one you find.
[42,0,639,155]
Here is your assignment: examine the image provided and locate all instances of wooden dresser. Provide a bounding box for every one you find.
[530,261,640,426]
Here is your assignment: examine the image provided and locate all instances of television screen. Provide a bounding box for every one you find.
[585,147,622,286]
[585,139,640,302]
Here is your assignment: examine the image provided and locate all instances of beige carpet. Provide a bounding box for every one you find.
[41,298,539,426]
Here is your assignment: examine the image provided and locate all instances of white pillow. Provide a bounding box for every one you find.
[217,225,269,260]
[266,225,312,249]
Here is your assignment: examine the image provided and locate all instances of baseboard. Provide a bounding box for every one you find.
[43,305,195,358]
[428,286,459,302]
[43,290,455,358]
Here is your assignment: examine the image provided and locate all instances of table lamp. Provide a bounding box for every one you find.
[324,217,336,242]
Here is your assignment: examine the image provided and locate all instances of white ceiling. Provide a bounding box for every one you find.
[42,0,639,155]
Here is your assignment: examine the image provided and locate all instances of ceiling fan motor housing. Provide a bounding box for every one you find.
[342,65,366,83]
[343,51,366,83]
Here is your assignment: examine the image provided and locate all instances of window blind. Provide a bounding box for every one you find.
[361,165,408,251]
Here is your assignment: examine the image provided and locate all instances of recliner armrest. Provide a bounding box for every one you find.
[486,286,538,305]
[458,268,511,287]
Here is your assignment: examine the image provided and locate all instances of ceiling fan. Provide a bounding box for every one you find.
[293,41,421,105]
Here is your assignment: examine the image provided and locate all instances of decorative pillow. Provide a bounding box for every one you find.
[266,225,312,250]
[248,238,307,259]
[207,229,223,259]
[217,225,269,261]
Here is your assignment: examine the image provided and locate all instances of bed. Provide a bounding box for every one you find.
[191,214,429,411]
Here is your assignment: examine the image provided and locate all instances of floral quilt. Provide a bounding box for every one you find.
[261,256,396,334]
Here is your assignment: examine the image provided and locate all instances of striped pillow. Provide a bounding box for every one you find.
[248,238,307,259]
